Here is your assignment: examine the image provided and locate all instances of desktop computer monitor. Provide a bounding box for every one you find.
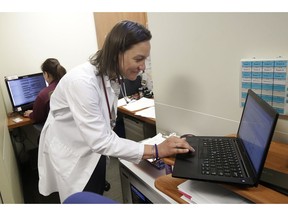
[5,72,47,113]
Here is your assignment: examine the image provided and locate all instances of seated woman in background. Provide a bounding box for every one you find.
[24,58,66,123]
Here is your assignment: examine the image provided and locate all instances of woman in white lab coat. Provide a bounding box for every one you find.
[38,20,193,202]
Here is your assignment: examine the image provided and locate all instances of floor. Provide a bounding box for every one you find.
[103,157,124,203]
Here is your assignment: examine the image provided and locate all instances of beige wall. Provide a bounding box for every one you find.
[0,12,98,203]
[0,13,98,113]
[0,87,23,203]
[148,12,288,143]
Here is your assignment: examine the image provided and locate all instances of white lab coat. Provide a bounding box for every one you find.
[38,62,144,202]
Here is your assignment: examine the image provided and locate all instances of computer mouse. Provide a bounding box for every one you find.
[180,134,195,139]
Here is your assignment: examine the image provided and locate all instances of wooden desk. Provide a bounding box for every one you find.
[155,141,288,204]
[118,105,156,125]
[7,113,34,129]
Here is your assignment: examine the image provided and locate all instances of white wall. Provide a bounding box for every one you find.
[0,87,24,203]
[147,12,288,143]
[1,12,287,144]
[0,13,97,113]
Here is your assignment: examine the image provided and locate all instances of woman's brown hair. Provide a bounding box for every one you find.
[41,58,66,82]
[90,20,152,79]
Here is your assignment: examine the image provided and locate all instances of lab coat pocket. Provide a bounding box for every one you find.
[48,137,80,178]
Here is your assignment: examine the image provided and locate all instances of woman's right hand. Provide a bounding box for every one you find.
[157,136,194,158]
[23,110,33,118]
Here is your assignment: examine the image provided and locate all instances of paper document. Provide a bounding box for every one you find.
[178,180,249,204]
[123,97,154,111]
[117,98,128,107]
[135,106,155,119]
[13,117,23,123]
[117,97,137,107]
[140,133,165,145]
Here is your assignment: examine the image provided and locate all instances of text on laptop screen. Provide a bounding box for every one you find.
[5,73,47,112]
[238,93,275,174]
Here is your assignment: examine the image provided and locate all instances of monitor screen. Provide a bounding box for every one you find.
[237,89,278,175]
[5,73,47,112]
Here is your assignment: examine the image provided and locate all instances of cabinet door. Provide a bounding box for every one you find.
[93,12,148,49]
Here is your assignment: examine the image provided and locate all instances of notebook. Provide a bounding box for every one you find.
[172,89,279,187]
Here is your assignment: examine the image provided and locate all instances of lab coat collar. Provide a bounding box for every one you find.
[102,75,120,95]
[102,75,111,88]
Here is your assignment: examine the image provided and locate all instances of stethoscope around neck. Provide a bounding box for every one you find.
[101,74,117,128]
[100,73,128,129]
[101,71,144,128]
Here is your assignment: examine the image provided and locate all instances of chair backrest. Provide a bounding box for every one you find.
[63,192,117,204]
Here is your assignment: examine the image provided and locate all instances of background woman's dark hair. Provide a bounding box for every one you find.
[41,58,66,82]
[90,20,152,79]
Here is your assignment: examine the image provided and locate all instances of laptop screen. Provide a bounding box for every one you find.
[237,90,278,174]
[5,73,47,112]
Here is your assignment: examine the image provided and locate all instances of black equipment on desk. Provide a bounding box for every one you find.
[260,167,288,196]
[5,73,47,113]
[173,89,279,187]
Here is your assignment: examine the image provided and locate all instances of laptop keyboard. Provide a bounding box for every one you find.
[201,138,244,178]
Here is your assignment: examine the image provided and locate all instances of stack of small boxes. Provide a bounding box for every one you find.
[241,58,288,115]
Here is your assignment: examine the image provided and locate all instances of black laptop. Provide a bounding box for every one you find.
[172,89,279,187]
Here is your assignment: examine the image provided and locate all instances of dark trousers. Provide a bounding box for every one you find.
[83,155,106,195]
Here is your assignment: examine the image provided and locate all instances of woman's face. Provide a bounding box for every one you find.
[119,41,151,81]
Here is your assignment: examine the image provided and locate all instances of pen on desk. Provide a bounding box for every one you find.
[123,96,130,104]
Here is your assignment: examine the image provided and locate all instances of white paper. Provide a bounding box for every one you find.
[123,97,154,111]
[140,133,165,145]
[135,106,155,119]
[117,98,127,107]
[178,180,249,204]
[12,117,23,123]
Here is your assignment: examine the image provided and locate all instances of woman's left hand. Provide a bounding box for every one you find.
[23,110,33,117]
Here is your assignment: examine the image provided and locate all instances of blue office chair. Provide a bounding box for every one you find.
[63,191,117,204]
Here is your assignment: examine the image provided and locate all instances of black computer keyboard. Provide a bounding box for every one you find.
[200,138,243,178]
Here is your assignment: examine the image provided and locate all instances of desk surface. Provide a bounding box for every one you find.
[7,113,34,129]
[156,140,288,204]
[118,105,156,125]
[8,101,155,129]
[8,104,155,129]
